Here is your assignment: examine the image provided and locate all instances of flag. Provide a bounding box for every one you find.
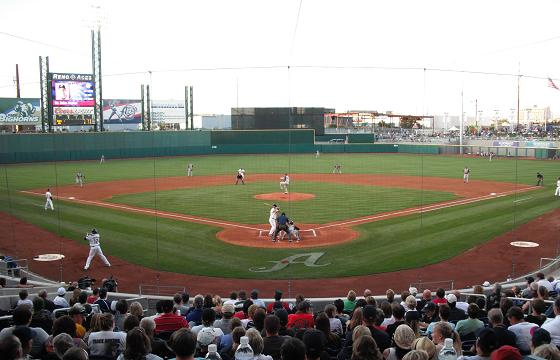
[548,77,559,91]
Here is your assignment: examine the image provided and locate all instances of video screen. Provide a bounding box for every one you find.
[51,80,95,107]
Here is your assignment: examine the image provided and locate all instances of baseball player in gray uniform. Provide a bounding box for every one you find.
[83,229,111,271]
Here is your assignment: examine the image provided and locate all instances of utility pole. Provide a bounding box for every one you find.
[15,64,21,98]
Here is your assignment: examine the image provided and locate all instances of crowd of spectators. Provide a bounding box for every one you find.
[1,274,560,360]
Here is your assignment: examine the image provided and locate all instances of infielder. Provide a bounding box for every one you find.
[44,188,54,211]
[279,173,290,194]
[83,229,111,271]
[555,177,560,197]
[536,172,544,187]
[235,168,245,185]
[268,204,279,239]
[75,171,85,187]
[463,167,470,183]
[187,163,194,176]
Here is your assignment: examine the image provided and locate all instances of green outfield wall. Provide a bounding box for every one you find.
[1,130,557,164]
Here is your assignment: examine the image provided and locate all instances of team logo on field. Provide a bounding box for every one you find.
[249,252,330,272]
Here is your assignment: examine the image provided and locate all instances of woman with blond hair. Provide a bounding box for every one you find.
[347,307,364,332]
[383,324,415,360]
[129,301,144,320]
[411,337,436,360]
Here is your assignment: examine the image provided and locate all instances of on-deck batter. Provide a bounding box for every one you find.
[83,229,111,271]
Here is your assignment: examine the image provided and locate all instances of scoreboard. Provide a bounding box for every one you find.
[49,73,95,126]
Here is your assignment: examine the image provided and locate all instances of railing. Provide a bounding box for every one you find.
[409,280,454,291]
[0,259,29,278]
[138,284,186,297]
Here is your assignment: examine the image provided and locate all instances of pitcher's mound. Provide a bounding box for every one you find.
[254,192,315,201]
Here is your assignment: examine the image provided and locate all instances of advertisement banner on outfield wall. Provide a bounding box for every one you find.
[102,99,142,124]
[0,98,41,124]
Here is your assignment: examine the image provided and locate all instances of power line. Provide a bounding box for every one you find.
[0,31,88,54]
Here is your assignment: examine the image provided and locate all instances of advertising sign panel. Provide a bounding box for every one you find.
[0,98,40,124]
[102,99,142,124]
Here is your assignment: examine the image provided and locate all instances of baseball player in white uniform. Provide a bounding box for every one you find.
[187,163,194,176]
[100,154,105,164]
[75,172,85,187]
[279,174,290,194]
[268,204,279,239]
[555,177,560,197]
[44,189,54,211]
[83,229,111,271]
[463,167,470,183]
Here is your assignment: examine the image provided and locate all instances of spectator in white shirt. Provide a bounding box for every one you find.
[507,306,539,354]
[536,272,554,292]
[542,298,560,347]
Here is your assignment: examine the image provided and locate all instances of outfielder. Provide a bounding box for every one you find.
[83,229,111,271]
[187,163,194,176]
[279,173,290,194]
[100,154,105,164]
[555,177,560,197]
[463,167,470,183]
[268,204,279,239]
[44,188,54,211]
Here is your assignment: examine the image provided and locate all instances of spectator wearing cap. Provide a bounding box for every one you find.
[187,295,204,326]
[140,317,174,359]
[462,328,498,360]
[155,300,189,335]
[446,294,467,322]
[0,305,50,358]
[426,304,455,337]
[451,290,469,314]
[251,289,266,309]
[455,304,484,337]
[53,287,69,308]
[419,302,438,329]
[170,328,197,360]
[196,327,217,358]
[383,324,415,360]
[262,315,286,360]
[416,290,432,312]
[247,328,273,360]
[487,308,516,349]
[215,303,236,335]
[302,329,327,360]
[68,304,87,338]
[433,288,447,306]
[405,308,420,337]
[542,298,560,347]
[490,345,521,360]
[287,301,314,330]
[386,304,406,340]
[506,306,539,354]
[344,290,357,314]
[192,308,224,340]
[266,290,290,314]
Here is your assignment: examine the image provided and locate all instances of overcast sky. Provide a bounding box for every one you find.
[1,0,560,118]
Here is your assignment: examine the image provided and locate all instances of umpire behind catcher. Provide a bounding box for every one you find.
[273,212,289,242]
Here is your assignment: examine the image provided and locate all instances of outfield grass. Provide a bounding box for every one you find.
[108,181,457,224]
[0,153,558,279]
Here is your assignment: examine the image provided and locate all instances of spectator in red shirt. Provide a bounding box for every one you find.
[154,300,188,334]
[287,301,314,330]
[433,288,447,306]
[87,288,99,305]
[266,290,291,314]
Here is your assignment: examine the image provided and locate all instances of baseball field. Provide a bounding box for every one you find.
[0,152,559,294]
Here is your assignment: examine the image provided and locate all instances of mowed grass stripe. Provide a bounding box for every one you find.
[2,153,558,191]
[107,181,458,224]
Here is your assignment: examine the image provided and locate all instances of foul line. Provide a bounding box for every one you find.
[21,185,537,233]
[20,191,262,231]
[315,186,537,230]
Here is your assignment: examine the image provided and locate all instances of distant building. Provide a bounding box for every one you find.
[231,107,333,135]
[201,115,231,129]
